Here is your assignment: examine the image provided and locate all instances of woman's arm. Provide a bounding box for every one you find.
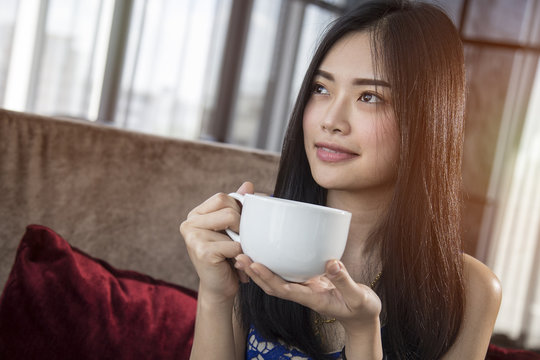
[233,299,248,359]
[190,293,247,360]
[190,293,237,359]
[180,182,254,360]
[442,254,502,359]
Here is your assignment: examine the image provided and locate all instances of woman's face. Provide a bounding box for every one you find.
[303,31,399,194]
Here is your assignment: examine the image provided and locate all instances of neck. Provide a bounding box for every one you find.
[326,186,393,280]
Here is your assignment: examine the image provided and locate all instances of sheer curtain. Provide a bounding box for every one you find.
[485,57,540,349]
[114,0,231,139]
[3,0,114,119]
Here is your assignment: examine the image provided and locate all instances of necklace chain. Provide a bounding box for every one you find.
[370,271,382,289]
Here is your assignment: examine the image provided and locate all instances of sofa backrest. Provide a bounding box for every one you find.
[0,109,280,291]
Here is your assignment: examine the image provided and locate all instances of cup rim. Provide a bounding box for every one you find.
[244,193,351,216]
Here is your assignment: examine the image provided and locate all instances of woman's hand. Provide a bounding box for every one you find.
[235,255,383,358]
[180,182,254,303]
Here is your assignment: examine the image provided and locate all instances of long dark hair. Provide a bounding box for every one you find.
[239,1,466,359]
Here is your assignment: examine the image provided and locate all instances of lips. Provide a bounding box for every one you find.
[315,142,358,162]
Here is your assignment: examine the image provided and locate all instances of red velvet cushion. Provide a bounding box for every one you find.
[0,225,197,359]
[487,343,540,360]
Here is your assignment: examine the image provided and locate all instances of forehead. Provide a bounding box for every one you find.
[319,31,375,77]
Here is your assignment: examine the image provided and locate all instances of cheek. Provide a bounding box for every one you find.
[365,116,399,165]
[302,104,319,145]
[303,102,317,131]
[379,123,400,168]
[386,120,400,158]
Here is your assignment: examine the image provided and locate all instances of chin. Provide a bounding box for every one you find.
[312,174,350,191]
[312,172,396,194]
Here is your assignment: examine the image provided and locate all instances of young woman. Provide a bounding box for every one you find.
[180,0,502,359]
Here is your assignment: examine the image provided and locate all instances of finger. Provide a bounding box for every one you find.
[184,229,243,266]
[231,255,250,283]
[190,192,241,217]
[234,254,253,266]
[243,262,290,298]
[234,255,328,309]
[190,239,243,264]
[182,228,235,246]
[242,262,317,306]
[236,181,254,195]
[238,270,249,283]
[325,260,364,303]
[188,207,241,233]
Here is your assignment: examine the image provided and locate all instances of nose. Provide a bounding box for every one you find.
[320,96,351,134]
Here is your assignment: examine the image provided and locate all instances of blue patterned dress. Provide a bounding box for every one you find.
[245,326,343,360]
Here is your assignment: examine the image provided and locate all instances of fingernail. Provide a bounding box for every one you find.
[328,260,341,276]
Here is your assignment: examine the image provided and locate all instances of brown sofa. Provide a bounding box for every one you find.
[2,109,539,359]
[0,108,280,292]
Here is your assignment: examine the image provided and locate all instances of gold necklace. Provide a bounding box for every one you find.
[314,271,382,333]
[370,271,382,289]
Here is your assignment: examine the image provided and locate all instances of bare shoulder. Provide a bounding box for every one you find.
[463,254,502,308]
[442,255,502,359]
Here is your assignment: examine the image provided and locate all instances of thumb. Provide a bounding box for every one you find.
[326,260,359,300]
[237,181,254,195]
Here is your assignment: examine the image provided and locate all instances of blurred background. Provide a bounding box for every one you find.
[0,0,539,351]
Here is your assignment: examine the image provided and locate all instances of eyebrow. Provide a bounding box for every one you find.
[315,69,391,88]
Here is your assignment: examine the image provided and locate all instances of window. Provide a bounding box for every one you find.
[227,0,343,152]
[0,0,19,104]
[228,0,283,147]
[3,0,114,119]
[115,0,232,139]
[487,57,540,349]
[0,0,343,149]
[33,0,114,119]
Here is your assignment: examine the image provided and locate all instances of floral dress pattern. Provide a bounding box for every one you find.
[246,326,342,360]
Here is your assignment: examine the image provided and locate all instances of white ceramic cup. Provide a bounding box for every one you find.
[225,193,351,282]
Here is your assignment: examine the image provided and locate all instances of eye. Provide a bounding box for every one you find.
[359,92,383,104]
[312,83,329,95]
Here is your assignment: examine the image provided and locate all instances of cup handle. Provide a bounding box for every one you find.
[225,192,244,243]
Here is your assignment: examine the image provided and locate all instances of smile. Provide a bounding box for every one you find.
[315,143,358,162]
